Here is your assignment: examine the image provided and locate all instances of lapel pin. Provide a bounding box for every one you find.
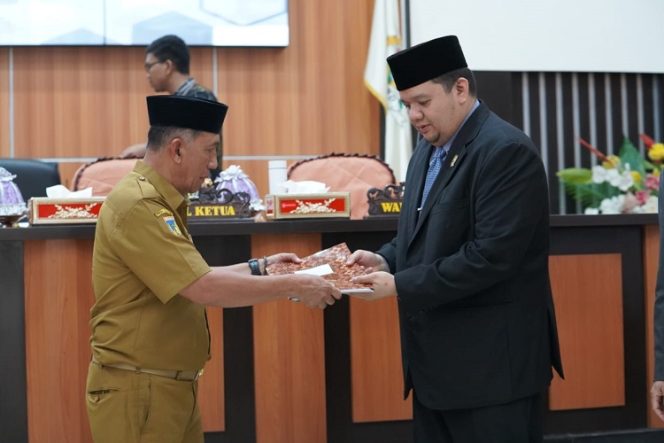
[450,154,459,167]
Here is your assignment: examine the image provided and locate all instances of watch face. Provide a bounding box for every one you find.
[249,259,262,275]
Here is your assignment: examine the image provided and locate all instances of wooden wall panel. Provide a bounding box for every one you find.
[548,254,625,410]
[251,233,327,443]
[217,0,379,156]
[12,46,152,158]
[644,225,664,428]
[4,0,380,184]
[350,297,412,422]
[0,48,8,157]
[198,307,225,432]
[24,239,95,443]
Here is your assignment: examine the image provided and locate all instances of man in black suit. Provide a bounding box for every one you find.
[650,175,664,421]
[349,35,563,442]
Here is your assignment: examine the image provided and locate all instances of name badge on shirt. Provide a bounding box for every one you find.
[163,216,182,236]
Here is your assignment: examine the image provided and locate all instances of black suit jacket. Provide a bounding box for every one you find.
[377,102,563,411]
[654,174,664,380]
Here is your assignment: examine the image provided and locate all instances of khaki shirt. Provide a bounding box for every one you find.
[90,161,211,371]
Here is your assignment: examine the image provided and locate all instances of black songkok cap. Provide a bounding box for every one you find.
[146,95,228,133]
[387,35,467,91]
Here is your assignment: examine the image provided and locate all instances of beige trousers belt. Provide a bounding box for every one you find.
[92,359,203,381]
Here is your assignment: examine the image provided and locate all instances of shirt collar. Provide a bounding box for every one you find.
[174,77,196,96]
[133,160,186,211]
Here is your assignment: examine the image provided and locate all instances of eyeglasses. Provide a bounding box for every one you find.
[144,60,164,72]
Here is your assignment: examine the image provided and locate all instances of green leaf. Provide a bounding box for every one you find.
[619,137,646,176]
[644,159,659,171]
[560,181,620,209]
[556,168,592,185]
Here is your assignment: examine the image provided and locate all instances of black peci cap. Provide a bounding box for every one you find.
[146,95,228,133]
[387,35,467,91]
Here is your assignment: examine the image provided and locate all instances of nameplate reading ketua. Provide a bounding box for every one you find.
[186,201,253,219]
[187,204,238,218]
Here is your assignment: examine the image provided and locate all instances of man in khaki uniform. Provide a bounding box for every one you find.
[86,95,341,443]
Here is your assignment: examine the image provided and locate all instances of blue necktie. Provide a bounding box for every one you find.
[420,147,447,206]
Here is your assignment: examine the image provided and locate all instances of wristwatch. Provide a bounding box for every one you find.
[248,258,262,275]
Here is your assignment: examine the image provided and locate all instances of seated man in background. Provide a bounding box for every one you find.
[144,34,217,101]
[87,95,341,443]
[123,34,222,177]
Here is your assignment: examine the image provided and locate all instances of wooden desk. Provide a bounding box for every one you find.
[0,215,660,442]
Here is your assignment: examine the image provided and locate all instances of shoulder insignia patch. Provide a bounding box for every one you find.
[163,216,182,236]
[154,208,173,217]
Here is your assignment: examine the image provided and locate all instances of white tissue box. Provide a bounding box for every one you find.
[29,197,105,225]
[265,193,350,219]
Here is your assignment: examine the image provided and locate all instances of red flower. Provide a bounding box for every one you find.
[646,174,660,191]
[635,190,650,205]
[641,134,656,149]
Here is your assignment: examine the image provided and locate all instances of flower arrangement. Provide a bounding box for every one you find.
[556,135,662,214]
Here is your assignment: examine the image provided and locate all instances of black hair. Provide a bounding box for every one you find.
[431,67,477,96]
[146,126,200,150]
[145,35,190,74]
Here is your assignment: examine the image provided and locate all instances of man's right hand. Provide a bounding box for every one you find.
[346,249,389,272]
[289,274,342,309]
[651,381,664,422]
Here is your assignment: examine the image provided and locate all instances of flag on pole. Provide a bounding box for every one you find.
[364,0,412,183]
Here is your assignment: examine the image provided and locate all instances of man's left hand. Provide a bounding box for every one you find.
[267,253,303,264]
[651,381,664,422]
[261,253,302,275]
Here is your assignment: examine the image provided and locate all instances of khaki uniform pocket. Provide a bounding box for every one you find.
[85,363,151,443]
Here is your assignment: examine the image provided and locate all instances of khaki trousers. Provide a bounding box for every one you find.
[86,362,203,443]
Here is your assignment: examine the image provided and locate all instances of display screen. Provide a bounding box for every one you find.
[0,0,289,47]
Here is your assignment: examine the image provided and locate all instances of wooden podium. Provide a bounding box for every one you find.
[0,215,661,443]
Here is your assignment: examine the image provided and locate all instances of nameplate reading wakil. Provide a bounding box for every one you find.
[378,201,402,214]
[367,184,404,217]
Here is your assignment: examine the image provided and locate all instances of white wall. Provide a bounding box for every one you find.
[410,0,664,73]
